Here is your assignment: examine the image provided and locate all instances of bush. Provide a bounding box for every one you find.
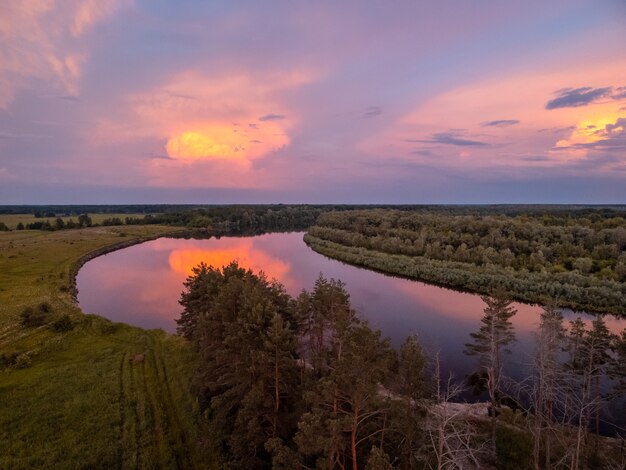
[0,351,19,368]
[38,302,51,313]
[0,222,9,231]
[52,314,74,332]
[20,306,48,327]
[15,353,32,368]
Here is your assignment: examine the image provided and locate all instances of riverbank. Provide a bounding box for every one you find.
[304,233,626,315]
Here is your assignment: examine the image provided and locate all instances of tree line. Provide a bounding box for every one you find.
[177,262,626,469]
[305,209,626,314]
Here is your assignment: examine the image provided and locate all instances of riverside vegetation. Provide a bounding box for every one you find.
[305,209,626,314]
[2,205,626,469]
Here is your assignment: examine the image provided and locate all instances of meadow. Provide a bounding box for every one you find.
[0,213,148,230]
[0,224,216,469]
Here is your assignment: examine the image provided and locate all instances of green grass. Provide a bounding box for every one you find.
[0,213,148,230]
[0,226,215,469]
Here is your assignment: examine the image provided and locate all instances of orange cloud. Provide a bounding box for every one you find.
[555,113,623,149]
[167,129,244,161]
[165,121,289,161]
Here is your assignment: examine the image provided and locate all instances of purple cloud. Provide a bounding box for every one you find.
[545,86,616,109]
[259,114,286,121]
[481,119,519,127]
[362,106,383,118]
[408,131,488,147]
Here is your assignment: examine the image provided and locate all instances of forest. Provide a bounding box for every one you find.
[3,204,625,237]
[305,209,626,314]
[177,261,626,469]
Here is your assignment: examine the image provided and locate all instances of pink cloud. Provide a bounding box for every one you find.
[0,0,130,107]
[361,55,626,173]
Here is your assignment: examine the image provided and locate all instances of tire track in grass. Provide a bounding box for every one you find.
[141,341,163,468]
[128,352,141,469]
[117,352,127,469]
[145,341,180,468]
[153,338,194,469]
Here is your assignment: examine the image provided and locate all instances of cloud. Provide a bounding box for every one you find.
[520,155,551,162]
[259,114,286,121]
[362,106,383,118]
[613,87,626,100]
[554,116,626,151]
[481,119,519,127]
[166,129,247,161]
[0,1,130,108]
[408,131,488,147]
[545,86,614,109]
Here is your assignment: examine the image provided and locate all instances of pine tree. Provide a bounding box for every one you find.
[566,315,616,469]
[295,276,395,470]
[531,304,566,470]
[397,335,428,466]
[464,295,517,411]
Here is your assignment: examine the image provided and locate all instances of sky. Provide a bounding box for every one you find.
[0,0,625,204]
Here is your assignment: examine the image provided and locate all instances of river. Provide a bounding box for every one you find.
[76,231,626,426]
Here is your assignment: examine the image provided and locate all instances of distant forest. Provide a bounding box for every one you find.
[2,204,626,235]
[305,209,626,315]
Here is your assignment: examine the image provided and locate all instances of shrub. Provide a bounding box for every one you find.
[20,306,48,327]
[38,302,52,313]
[0,351,19,368]
[52,315,74,332]
[15,353,32,369]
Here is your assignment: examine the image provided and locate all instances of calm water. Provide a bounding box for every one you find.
[77,232,626,383]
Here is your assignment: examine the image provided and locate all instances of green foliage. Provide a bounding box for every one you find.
[77,214,92,227]
[305,209,626,314]
[181,264,406,469]
[495,426,533,470]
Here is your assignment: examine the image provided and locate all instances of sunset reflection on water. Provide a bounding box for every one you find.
[77,232,626,382]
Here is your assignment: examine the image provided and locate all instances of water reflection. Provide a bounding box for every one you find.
[77,232,626,381]
[168,239,291,280]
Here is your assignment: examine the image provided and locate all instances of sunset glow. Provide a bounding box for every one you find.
[166,129,246,161]
[0,1,625,203]
[168,240,290,281]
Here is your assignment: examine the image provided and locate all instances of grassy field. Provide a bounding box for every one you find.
[0,213,149,230]
[0,226,215,469]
